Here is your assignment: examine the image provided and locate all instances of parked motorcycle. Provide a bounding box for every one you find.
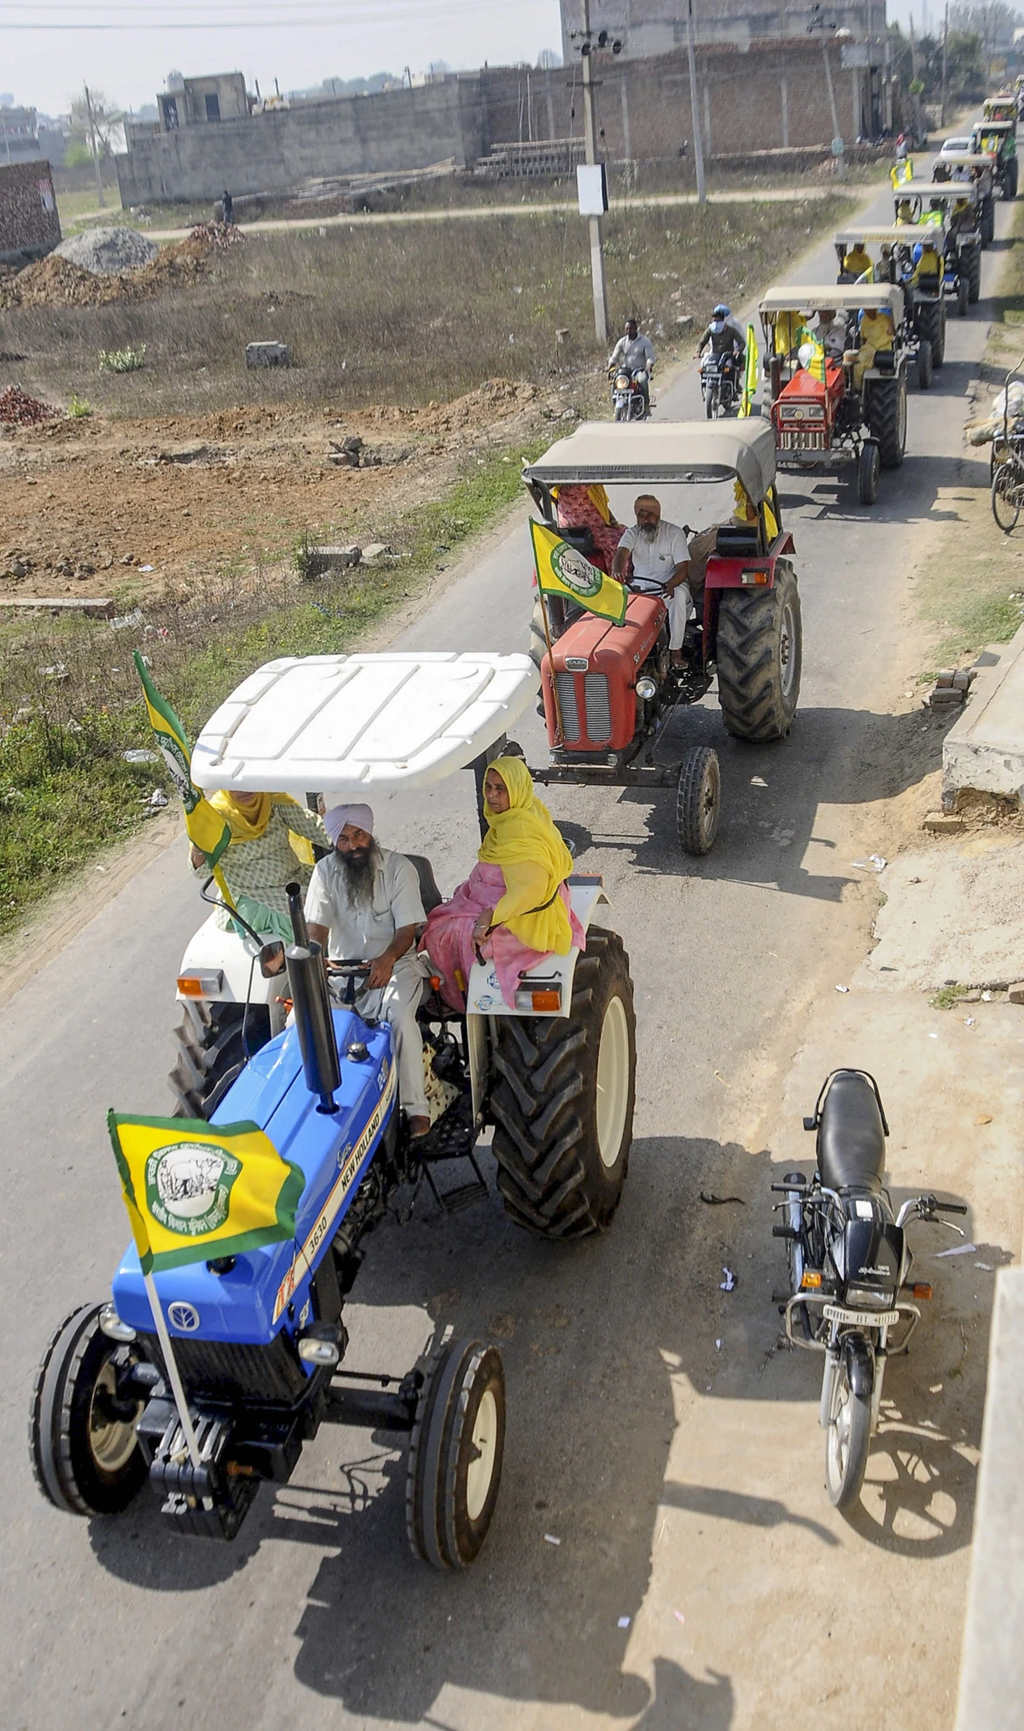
[699,351,739,419]
[772,1068,968,1512]
[610,367,651,421]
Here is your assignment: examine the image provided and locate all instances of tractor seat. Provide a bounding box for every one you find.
[817,1070,886,1194]
[405,853,444,917]
[714,524,760,558]
[556,525,597,557]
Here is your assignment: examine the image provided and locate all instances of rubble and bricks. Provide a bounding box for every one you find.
[0,159,60,264]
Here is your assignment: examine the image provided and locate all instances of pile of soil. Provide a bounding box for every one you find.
[0,378,557,598]
[0,225,244,310]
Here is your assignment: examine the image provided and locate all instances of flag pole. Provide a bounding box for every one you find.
[143,1270,204,1471]
[536,587,565,746]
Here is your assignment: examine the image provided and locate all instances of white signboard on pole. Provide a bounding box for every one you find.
[576,163,608,216]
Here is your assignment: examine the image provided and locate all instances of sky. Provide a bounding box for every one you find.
[0,0,565,118]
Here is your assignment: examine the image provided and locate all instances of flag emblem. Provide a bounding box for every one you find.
[109,1111,305,1273]
[531,518,627,625]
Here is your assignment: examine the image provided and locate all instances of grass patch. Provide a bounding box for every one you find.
[929,983,968,1010]
[5,195,853,417]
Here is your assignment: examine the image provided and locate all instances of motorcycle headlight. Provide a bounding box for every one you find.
[846,1283,897,1310]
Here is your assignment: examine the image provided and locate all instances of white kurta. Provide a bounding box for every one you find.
[304,848,429,1118]
[618,518,693,648]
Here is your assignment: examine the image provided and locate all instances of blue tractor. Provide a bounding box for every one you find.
[29,652,637,1568]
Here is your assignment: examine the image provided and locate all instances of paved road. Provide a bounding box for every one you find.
[2,179,1010,1729]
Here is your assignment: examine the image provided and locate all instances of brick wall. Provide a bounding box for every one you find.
[116,39,873,206]
[0,159,61,263]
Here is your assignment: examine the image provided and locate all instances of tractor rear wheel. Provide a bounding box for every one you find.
[30,1304,147,1517]
[169,999,268,1119]
[867,374,907,469]
[957,272,969,316]
[715,560,801,741]
[982,201,995,246]
[529,597,548,673]
[967,245,982,304]
[490,927,635,1238]
[1008,158,1019,200]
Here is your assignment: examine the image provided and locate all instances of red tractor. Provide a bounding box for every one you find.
[521,421,802,856]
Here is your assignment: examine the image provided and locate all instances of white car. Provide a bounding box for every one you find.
[940,135,972,154]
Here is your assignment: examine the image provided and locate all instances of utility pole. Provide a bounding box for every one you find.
[579,0,609,344]
[685,0,706,203]
[83,84,106,208]
[940,0,949,128]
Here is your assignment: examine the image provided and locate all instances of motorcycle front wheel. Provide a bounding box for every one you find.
[824,1352,872,1512]
[705,384,719,420]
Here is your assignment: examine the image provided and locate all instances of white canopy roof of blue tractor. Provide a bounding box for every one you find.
[520,419,778,509]
[191,651,540,797]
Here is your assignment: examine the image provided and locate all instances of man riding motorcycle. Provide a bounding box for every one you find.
[696,303,746,409]
[607,317,656,417]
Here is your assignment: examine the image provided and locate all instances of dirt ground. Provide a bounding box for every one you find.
[0,378,551,598]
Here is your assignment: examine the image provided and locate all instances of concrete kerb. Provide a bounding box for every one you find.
[943,623,1024,808]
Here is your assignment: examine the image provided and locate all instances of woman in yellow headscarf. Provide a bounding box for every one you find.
[188,789,325,939]
[420,757,584,1012]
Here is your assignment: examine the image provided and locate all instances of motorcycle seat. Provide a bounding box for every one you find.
[817,1069,886,1193]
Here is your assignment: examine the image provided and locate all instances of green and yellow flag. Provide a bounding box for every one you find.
[738,323,759,418]
[109,1110,305,1272]
[890,157,913,187]
[133,650,231,871]
[530,519,627,626]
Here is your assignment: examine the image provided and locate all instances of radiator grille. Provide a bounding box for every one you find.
[554,672,581,740]
[781,429,827,451]
[139,1331,308,1404]
[583,673,613,742]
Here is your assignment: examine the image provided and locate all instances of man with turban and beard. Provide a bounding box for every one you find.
[304,804,431,1138]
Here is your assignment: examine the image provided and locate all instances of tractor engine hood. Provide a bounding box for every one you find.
[111,1012,394,1345]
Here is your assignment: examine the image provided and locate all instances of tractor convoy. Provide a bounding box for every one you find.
[27,91,1016,1566]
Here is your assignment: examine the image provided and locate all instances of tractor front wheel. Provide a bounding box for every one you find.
[856,439,880,505]
[917,338,933,391]
[30,1304,147,1517]
[957,272,969,317]
[676,746,721,856]
[169,999,268,1119]
[715,560,801,741]
[490,927,636,1238]
[406,1339,505,1570]
[867,374,907,469]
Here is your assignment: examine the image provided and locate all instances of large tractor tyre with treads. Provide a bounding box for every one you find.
[169,999,269,1119]
[967,244,982,304]
[916,301,944,367]
[715,561,802,741]
[489,927,636,1239]
[1008,158,1019,200]
[867,375,907,469]
[982,201,995,246]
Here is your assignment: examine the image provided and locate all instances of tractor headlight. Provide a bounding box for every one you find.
[99,1303,137,1342]
[297,1325,341,1366]
[635,675,658,700]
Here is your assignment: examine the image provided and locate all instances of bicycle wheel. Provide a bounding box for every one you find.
[991,461,1023,533]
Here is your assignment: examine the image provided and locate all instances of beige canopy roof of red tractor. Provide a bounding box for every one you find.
[521,419,779,507]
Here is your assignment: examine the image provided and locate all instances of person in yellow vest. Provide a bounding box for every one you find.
[852,305,896,391]
[912,236,943,282]
[841,240,873,280]
[895,198,915,226]
[772,308,804,360]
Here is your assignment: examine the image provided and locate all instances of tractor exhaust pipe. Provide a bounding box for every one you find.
[284,881,340,1113]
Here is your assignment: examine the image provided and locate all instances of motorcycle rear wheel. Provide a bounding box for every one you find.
[824,1355,871,1512]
